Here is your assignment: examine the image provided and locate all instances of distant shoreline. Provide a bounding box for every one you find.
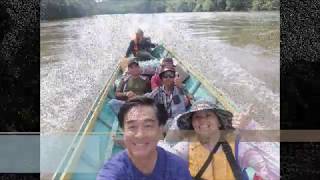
[41,10,279,21]
[40,0,279,20]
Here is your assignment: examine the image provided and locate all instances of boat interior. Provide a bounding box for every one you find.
[53,45,237,180]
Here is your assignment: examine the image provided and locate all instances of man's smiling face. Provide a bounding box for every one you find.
[123,105,162,158]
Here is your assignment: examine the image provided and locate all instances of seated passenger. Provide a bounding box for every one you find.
[166,100,279,180]
[151,58,193,106]
[110,59,151,114]
[151,58,183,90]
[146,67,189,132]
[115,59,151,101]
[97,97,192,180]
[124,28,157,61]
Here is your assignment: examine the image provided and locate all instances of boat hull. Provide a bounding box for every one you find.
[52,45,278,180]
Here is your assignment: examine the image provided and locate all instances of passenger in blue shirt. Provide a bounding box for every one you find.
[97,96,192,180]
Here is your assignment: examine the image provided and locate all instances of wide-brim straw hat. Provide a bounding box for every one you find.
[177,100,234,130]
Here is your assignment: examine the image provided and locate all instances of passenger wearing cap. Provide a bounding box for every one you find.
[125,28,157,60]
[146,66,189,133]
[151,58,183,90]
[109,59,151,115]
[165,100,278,180]
[115,59,151,101]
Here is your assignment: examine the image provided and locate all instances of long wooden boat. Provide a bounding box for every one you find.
[52,45,279,180]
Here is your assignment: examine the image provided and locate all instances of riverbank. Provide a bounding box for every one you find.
[40,0,279,20]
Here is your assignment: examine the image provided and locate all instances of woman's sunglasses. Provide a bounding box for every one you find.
[161,71,175,79]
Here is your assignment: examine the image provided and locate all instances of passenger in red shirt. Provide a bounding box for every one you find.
[151,58,183,90]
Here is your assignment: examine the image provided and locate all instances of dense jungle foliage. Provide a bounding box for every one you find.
[41,0,279,20]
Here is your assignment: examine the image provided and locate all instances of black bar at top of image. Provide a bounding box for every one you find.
[281,0,320,179]
[0,0,40,179]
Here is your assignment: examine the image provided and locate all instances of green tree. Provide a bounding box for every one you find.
[40,0,280,20]
[193,0,216,12]
[216,0,227,11]
[202,0,215,11]
[41,0,97,20]
[150,0,166,12]
[252,0,279,10]
[166,0,195,12]
[226,0,252,11]
[193,0,204,11]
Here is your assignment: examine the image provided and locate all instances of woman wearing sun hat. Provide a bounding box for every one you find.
[170,99,278,180]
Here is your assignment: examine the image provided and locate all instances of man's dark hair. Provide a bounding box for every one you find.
[117,96,168,128]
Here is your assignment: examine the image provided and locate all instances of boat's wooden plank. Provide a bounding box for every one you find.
[71,173,96,180]
[92,119,112,135]
[55,65,121,180]
[99,103,117,129]
[97,118,112,130]
[184,75,201,96]
[193,85,216,102]
[104,117,119,161]
[191,81,201,96]
[107,86,116,99]
[79,151,100,171]
[70,132,107,177]
[98,134,108,165]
